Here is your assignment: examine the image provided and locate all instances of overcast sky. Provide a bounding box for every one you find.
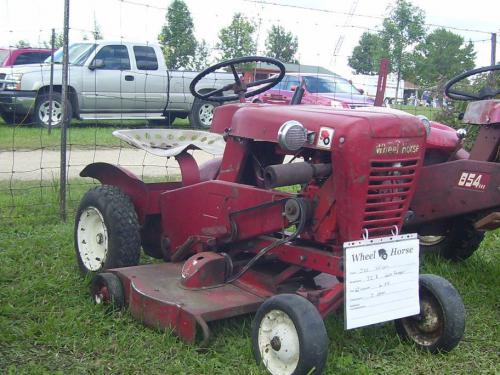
[1,0,498,77]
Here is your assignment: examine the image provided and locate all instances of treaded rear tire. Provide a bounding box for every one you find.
[75,185,141,275]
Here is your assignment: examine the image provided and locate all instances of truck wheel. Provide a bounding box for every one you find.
[189,98,219,129]
[395,274,465,353]
[75,185,141,275]
[34,92,72,128]
[91,272,125,309]
[419,216,484,261]
[252,294,328,375]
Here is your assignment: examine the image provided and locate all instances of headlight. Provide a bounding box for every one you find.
[277,120,307,151]
[416,115,431,137]
[330,100,343,108]
[5,73,23,90]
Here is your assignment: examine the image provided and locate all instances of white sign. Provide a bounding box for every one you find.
[344,233,420,330]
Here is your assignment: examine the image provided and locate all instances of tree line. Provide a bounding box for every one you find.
[348,0,476,101]
[158,0,299,71]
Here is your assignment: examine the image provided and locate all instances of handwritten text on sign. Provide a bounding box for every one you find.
[344,234,420,330]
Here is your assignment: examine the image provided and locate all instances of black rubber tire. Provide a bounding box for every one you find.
[74,185,141,275]
[395,274,465,353]
[91,272,125,309]
[188,98,220,129]
[252,294,328,375]
[34,92,72,128]
[420,216,484,261]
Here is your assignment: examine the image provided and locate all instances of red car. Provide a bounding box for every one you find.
[0,48,53,67]
[251,72,375,108]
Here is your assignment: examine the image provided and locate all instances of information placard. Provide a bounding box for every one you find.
[344,233,420,330]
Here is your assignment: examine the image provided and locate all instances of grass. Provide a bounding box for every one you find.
[0,182,499,374]
[0,118,191,150]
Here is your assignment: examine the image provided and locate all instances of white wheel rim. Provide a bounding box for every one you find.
[38,99,62,126]
[419,235,445,246]
[77,206,108,271]
[258,309,300,375]
[198,103,214,127]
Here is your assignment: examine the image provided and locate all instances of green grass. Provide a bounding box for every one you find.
[0,118,191,150]
[0,182,499,374]
[391,104,439,120]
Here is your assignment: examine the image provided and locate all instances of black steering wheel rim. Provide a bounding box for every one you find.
[444,64,500,101]
[189,56,286,103]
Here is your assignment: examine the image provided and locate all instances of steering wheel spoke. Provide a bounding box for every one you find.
[189,56,286,103]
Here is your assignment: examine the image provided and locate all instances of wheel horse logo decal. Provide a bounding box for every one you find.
[317,127,334,149]
[378,249,388,260]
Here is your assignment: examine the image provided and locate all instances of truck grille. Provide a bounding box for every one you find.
[0,73,5,90]
[363,159,418,237]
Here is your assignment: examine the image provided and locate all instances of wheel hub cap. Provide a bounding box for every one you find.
[199,104,214,126]
[39,100,62,126]
[77,206,108,271]
[258,309,300,375]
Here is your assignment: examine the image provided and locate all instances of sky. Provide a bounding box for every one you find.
[0,0,498,78]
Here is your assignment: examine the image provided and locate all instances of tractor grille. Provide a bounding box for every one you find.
[363,159,418,237]
[0,73,5,90]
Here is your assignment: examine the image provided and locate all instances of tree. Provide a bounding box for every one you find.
[217,13,256,61]
[348,32,385,75]
[265,25,298,64]
[413,28,476,102]
[191,39,211,71]
[158,0,197,69]
[16,40,30,48]
[380,0,426,101]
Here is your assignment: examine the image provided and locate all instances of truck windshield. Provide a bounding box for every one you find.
[0,50,9,66]
[304,76,361,94]
[48,43,96,65]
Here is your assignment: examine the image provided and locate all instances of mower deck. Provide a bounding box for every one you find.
[109,263,264,346]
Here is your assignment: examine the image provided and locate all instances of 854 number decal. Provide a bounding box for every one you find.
[457,172,490,191]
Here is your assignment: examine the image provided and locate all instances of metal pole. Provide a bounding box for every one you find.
[374,58,390,107]
[491,33,497,66]
[59,0,70,221]
[48,28,55,134]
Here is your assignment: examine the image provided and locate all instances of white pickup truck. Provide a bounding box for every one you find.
[0,41,233,128]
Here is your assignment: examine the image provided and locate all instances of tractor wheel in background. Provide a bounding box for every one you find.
[34,92,72,128]
[188,98,220,129]
[252,294,328,375]
[75,185,141,275]
[419,216,484,261]
[395,274,465,353]
[91,272,125,309]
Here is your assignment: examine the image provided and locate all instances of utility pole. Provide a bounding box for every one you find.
[491,32,497,66]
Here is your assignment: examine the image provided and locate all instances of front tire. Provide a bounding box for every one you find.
[395,274,465,353]
[188,98,219,129]
[75,186,141,275]
[252,294,328,375]
[34,92,72,128]
[91,272,125,309]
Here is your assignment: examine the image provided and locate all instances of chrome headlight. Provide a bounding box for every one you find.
[5,73,23,90]
[416,115,431,137]
[277,120,307,151]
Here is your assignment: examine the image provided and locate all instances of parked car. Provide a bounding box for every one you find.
[250,73,374,108]
[0,41,233,128]
[0,47,53,67]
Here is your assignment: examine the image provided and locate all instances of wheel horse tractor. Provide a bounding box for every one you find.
[74,56,498,374]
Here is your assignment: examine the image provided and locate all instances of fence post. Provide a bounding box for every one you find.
[48,28,55,134]
[59,0,70,221]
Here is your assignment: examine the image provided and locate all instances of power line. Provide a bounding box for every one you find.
[243,0,494,35]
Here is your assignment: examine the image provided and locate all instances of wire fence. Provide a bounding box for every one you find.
[0,0,498,221]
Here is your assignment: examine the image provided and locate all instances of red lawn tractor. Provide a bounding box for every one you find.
[73,57,500,375]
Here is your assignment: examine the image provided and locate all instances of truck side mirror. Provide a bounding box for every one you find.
[89,59,105,70]
[358,88,364,94]
[290,85,297,92]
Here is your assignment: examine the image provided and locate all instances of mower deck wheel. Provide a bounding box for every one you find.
[395,274,465,353]
[252,294,328,375]
[91,272,125,309]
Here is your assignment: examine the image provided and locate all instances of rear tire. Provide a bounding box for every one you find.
[395,274,465,353]
[419,216,484,261]
[75,185,141,275]
[188,98,220,129]
[34,92,72,128]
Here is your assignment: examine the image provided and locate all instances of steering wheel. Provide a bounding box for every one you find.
[189,56,286,103]
[444,64,500,101]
